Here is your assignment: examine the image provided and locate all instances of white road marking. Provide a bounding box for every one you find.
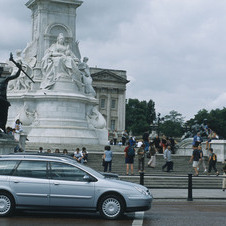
[132,211,144,226]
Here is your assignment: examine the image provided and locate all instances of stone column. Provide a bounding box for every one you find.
[107,90,111,130]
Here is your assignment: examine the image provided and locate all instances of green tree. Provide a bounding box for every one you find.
[126,98,156,135]
[159,110,184,137]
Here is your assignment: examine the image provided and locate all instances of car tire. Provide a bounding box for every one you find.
[98,194,125,220]
[0,192,15,217]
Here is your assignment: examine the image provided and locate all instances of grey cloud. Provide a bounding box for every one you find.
[1,0,226,120]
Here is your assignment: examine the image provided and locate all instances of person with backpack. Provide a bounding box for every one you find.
[137,143,145,172]
[208,148,219,176]
[124,142,135,175]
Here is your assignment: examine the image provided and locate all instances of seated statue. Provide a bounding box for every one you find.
[40,33,82,90]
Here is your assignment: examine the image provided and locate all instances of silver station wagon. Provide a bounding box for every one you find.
[0,154,152,219]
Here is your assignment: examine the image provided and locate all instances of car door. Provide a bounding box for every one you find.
[49,161,95,208]
[10,160,50,206]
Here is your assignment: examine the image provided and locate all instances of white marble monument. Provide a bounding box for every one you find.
[6,0,108,145]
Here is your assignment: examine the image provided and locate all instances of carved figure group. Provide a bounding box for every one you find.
[40,33,82,90]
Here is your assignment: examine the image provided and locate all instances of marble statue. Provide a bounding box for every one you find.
[78,57,96,96]
[87,106,106,129]
[40,33,82,90]
[0,65,21,132]
[16,104,39,127]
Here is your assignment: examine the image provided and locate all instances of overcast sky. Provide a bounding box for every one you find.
[1,0,226,120]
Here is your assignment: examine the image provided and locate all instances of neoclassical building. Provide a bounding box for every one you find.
[91,67,129,133]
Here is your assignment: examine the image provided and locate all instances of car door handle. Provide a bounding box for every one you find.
[12,180,19,183]
[53,182,60,185]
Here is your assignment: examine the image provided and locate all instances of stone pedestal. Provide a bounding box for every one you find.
[0,138,18,154]
[19,133,27,152]
[8,84,108,145]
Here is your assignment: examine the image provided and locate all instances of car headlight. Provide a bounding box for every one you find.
[134,186,150,196]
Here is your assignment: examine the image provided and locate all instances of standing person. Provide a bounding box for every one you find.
[143,131,149,152]
[162,145,173,172]
[198,145,207,173]
[148,142,156,168]
[0,65,22,132]
[129,136,136,147]
[189,144,200,176]
[113,130,118,145]
[137,144,145,172]
[103,145,113,172]
[207,148,219,176]
[122,130,128,146]
[124,142,135,175]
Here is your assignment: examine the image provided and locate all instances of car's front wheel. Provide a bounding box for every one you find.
[0,192,15,217]
[98,194,125,220]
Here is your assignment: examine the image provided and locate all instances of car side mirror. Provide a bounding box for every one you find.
[83,175,95,182]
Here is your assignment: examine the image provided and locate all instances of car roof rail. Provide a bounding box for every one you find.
[0,153,76,162]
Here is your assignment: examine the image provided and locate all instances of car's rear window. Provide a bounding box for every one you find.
[0,160,18,175]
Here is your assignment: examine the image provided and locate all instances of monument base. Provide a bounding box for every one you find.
[8,84,108,147]
[0,136,18,154]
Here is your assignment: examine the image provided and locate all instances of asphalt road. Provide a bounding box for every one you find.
[0,201,226,226]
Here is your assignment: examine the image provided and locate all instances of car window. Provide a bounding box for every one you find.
[50,162,87,181]
[14,160,47,179]
[0,160,18,175]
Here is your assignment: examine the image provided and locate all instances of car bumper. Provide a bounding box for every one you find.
[125,195,152,212]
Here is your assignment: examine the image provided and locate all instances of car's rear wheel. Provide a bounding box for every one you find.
[98,194,125,220]
[0,192,14,217]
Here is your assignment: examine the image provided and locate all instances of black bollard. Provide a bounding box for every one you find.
[187,173,193,201]
[140,172,144,185]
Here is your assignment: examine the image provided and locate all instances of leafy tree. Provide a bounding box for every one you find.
[126,98,156,135]
[159,110,184,137]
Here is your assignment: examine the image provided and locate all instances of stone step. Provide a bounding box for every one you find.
[119,175,223,189]
[23,150,224,189]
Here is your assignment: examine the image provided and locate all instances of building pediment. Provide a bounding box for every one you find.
[91,70,129,84]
